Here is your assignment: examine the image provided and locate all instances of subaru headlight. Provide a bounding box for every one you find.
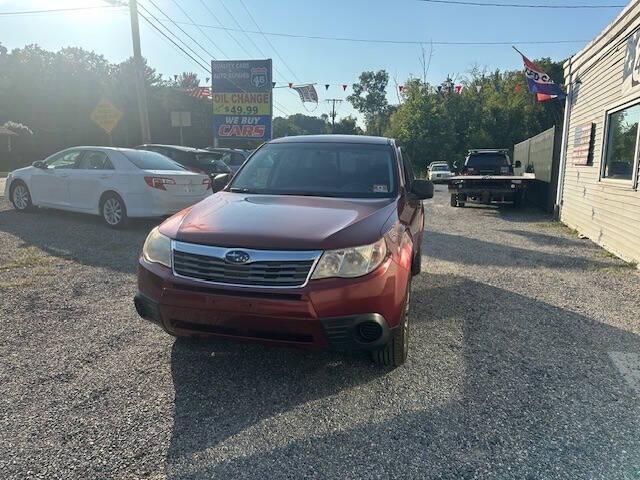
[311,238,387,280]
[142,227,172,268]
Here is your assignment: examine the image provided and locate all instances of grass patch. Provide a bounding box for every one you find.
[594,249,619,260]
[599,263,638,275]
[534,221,580,237]
[0,246,53,272]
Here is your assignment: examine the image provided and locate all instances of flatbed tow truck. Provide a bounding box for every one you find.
[447,149,535,208]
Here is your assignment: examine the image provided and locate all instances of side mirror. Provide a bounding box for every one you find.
[32,160,48,169]
[452,161,459,173]
[411,179,434,200]
[212,173,231,192]
[514,160,522,169]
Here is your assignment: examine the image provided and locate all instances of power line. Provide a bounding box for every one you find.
[197,0,256,60]
[140,14,291,116]
[215,0,289,85]
[141,1,291,116]
[0,5,123,16]
[416,0,624,8]
[162,19,589,46]
[143,0,217,61]
[237,0,302,83]
[167,0,228,60]
[137,11,210,72]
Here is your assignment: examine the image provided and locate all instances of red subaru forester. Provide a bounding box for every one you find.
[134,135,433,367]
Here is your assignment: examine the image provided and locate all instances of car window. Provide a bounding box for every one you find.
[228,153,246,166]
[230,142,398,198]
[465,153,510,168]
[122,150,185,171]
[76,151,114,170]
[47,150,83,169]
[431,165,449,172]
[400,151,414,189]
[196,153,224,165]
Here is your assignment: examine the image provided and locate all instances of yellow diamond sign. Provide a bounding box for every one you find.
[90,99,123,134]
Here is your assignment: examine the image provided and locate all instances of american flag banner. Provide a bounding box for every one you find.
[292,84,318,103]
[516,48,565,102]
[179,87,212,99]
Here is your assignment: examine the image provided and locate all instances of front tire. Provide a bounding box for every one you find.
[100,193,128,228]
[10,181,34,212]
[371,277,411,368]
[411,245,421,276]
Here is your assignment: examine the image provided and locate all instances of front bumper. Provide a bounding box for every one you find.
[135,255,409,350]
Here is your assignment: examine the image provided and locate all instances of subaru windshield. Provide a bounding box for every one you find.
[228,142,398,198]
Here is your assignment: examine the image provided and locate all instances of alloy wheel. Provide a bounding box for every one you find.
[103,198,123,226]
[13,185,29,210]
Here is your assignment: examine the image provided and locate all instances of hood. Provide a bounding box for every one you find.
[160,191,398,250]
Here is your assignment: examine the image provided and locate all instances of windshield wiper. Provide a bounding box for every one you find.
[229,187,259,193]
[277,191,341,198]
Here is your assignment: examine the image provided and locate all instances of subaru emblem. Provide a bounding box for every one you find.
[225,250,251,264]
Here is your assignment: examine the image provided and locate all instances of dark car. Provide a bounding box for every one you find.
[459,149,519,176]
[449,148,525,207]
[136,144,231,178]
[205,147,250,173]
[134,135,433,368]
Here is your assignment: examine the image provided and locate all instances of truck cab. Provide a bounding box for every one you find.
[461,149,520,176]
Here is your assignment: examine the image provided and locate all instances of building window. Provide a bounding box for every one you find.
[603,103,640,181]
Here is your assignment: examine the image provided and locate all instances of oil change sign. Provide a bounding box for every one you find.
[211,59,272,141]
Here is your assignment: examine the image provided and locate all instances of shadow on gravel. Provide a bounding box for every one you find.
[500,229,586,248]
[0,206,158,274]
[166,340,386,479]
[165,274,640,479]
[424,231,610,270]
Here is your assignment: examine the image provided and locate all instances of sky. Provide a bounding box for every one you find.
[0,0,628,122]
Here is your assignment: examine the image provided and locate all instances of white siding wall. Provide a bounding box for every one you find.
[561,2,640,265]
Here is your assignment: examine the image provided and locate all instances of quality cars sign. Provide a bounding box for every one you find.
[211,59,272,141]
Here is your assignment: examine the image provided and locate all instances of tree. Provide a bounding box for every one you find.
[386,59,565,172]
[348,70,391,136]
[333,116,363,135]
[273,114,329,137]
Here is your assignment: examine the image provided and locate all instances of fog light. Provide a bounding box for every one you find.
[355,321,383,343]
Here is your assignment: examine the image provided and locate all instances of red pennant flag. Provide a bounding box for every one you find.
[455,85,463,94]
[288,82,293,88]
[342,84,347,91]
[515,84,522,92]
[398,85,404,92]
[325,84,330,90]
[536,93,553,102]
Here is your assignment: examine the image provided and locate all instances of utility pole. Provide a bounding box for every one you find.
[129,0,151,143]
[325,99,343,133]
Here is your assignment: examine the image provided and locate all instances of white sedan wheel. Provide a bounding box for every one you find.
[12,184,31,211]
[102,196,126,227]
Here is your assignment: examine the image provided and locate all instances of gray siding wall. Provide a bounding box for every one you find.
[561,2,640,265]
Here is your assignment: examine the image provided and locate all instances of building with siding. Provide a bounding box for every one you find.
[557,2,640,266]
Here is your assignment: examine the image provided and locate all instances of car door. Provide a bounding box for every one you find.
[30,149,83,207]
[67,150,115,211]
[397,148,424,242]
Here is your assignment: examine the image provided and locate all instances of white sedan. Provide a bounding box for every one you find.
[6,147,211,228]
[427,163,454,183]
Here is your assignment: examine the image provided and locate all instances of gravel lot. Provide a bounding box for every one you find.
[1,187,639,479]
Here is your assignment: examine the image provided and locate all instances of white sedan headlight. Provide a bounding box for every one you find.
[142,227,172,268]
[311,238,387,280]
